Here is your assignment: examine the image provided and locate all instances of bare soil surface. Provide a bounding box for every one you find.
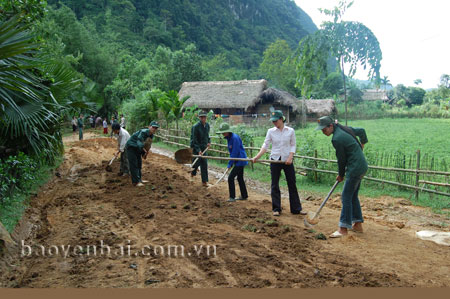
[1,134,449,287]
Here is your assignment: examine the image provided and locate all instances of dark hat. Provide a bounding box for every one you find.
[112,123,121,131]
[149,121,160,128]
[216,122,232,134]
[198,111,207,117]
[270,110,285,122]
[315,116,334,130]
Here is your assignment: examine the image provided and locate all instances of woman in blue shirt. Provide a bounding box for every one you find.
[216,123,248,202]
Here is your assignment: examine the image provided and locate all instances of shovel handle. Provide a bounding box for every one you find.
[191,155,286,164]
[191,148,208,167]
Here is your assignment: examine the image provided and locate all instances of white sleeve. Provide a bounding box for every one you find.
[289,129,296,153]
[262,130,272,150]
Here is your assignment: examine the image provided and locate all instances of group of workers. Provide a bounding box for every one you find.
[108,109,368,238]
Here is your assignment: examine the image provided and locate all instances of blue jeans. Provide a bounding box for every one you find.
[339,175,364,229]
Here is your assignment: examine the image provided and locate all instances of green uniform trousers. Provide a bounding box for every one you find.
[127,146,142,184]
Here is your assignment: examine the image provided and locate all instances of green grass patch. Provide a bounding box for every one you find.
[0,157,62,233]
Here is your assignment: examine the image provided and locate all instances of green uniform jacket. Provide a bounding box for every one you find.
[77,117,83,128]
[332,126,368,178]
[126,129,152,152]
[190,121,210,153]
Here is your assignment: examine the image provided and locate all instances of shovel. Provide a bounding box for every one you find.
[174,148,286,164]
[304,180,340,227]
[105,155,116,172]
[191,148,208,168]
[208,167,230,188]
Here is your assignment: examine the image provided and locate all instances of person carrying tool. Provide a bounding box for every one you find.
[190,111,211,187]
[316,116,368,238]
[216,123,249,202]
[126,121,160,187]
[112,123,130,177]
[77,114,84,140]
[252,110,306,217]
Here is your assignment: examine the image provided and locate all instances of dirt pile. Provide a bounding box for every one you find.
[0,137,448,287]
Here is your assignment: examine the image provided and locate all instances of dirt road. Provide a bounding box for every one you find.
[1,135,449,287]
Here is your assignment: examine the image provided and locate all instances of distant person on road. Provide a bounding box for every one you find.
[103,118,108,135]
[316,116,368,238]
[120,114,126,129]
[71,116,77,133]
[216,123,248,202]
[126,121,160,187]
[89,115,94,128]
[110,117,118,138]
[77,114,84,140]
[95,116,102,129]
[190,111,211,187]
[112,123,130,177]
[252,110,306,217]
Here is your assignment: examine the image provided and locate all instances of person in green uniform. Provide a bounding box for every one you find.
[77,114,84,141]
[190,111,211,186]
[126,121,159,187]
[316,116,368,238]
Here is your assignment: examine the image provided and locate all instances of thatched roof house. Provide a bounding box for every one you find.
[179,80,336,123]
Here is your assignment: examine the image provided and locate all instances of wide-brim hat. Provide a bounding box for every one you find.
[270,110,284,122]
[315,116,333,130]
[150,121,160,128]
[216,122,232,134]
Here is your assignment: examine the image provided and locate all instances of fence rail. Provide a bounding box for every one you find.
[156,131,450,199]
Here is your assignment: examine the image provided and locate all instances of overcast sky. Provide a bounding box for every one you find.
[294,0,450,89]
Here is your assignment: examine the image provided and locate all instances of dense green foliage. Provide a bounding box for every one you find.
[41,0,317,115]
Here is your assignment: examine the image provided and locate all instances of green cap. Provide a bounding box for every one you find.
[216,122,232,134]
[315,116,333,130]
[198,111,207,117]
[270,110,284,122]
[150,121,160,128]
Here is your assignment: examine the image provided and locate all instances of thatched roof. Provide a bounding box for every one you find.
[179,80,336,117]
[301,99,336,117]
[180,80,267,111]
[258,88,302,112]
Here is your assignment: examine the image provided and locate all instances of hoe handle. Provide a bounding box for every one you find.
[313,180,340,219]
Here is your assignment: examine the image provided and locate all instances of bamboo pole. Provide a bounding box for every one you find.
[415,150,421,201]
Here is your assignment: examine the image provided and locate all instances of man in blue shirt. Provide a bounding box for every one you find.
[216,123,248,202]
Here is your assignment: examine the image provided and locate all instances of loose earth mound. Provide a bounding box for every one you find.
[1,136,449,287]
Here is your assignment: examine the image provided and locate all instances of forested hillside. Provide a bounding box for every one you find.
[42,0,316,114]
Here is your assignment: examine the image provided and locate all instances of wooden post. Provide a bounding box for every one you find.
[314,149,318,182]
[250,141,254,171]
[415,149,421,201]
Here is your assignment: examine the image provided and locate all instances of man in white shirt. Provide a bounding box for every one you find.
[112,123,130,176]
[252,110,306,216]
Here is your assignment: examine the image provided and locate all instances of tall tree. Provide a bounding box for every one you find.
[294,0,382,125]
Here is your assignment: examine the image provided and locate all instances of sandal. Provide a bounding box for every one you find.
[329,231,346,238]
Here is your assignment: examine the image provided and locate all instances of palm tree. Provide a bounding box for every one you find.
[381,76,391,91]
[0,16,83,162]
[165,90,190,130]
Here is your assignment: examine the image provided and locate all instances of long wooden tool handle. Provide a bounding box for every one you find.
[215,168,230,185]
[312,180,340,219]
[192,155,286,164]
[191,148,208,167]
